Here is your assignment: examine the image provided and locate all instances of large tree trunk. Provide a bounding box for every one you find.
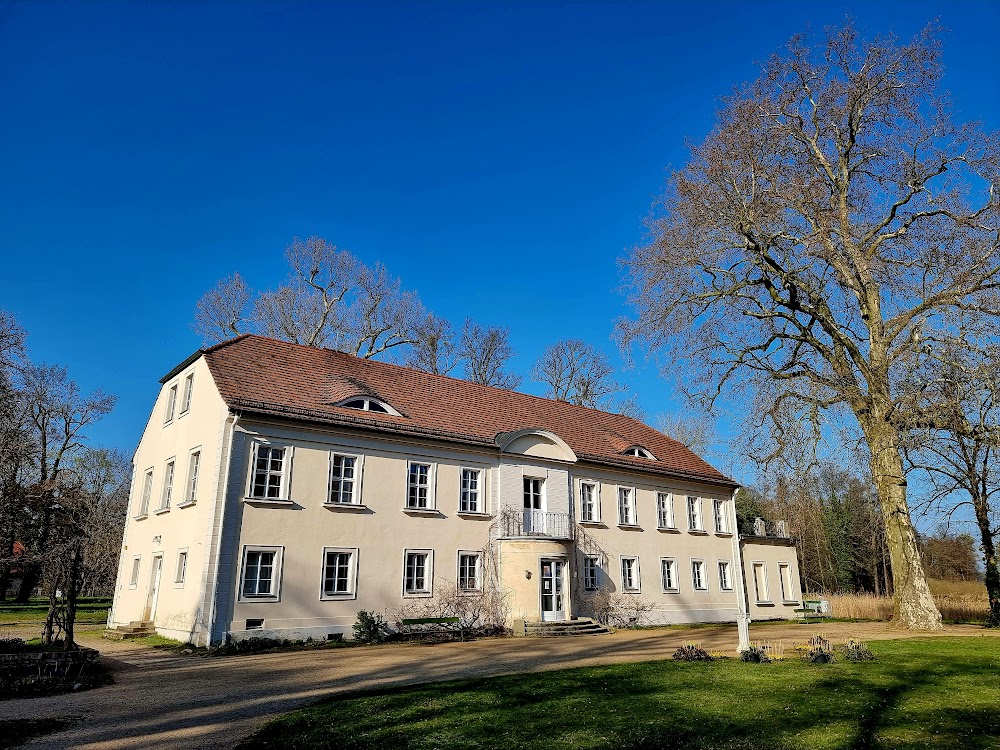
[972,493,1000,628]
[865,416,943,630]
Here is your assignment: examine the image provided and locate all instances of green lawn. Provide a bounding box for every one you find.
[0,597,111,624]
[236,638,1000,750]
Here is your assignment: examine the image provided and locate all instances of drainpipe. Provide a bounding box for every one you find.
[729,491,751,652]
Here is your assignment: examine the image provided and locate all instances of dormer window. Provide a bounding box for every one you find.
[623,446,656,460]
[335,397,399,416]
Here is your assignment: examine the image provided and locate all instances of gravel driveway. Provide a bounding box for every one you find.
[5,621,995,750]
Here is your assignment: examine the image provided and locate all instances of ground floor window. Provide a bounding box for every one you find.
[779,562,795,602]
[458,552,481,591]
[660,558,678,592]
[241,547,282,600]
[583,555,600,591]
[175,550,188,586]
[129,556,141,588]
[404,550,432,596]
[322,548,357,599]
[752,562,770,603]
[691,559,708,591]
[718,560,732,591]
[621,556,640,592]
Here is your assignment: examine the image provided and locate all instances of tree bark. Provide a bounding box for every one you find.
[865,417,943,630]
[972,493,1000,627]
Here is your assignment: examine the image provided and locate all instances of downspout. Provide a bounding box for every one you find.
[729,490,751,652]
[205,411,239,646]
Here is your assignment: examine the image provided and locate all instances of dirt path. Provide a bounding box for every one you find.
[6,621,996,750]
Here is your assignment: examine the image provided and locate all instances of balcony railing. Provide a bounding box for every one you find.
[501,510,573,540]
[738,516,790,539]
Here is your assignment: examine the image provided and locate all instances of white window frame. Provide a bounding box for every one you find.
[404,461,436,510]
[752,561,771,603]
[457,551,482,593]
[238,545,283,602]
[523,475,545,511]
[179,372,194,416]
[579,480,601,523]
[778,562,796,602]
[660,557,679,593]
[713,499,728,533]
[620,556,640,592]
[691,559,708,591]
[583,555,600,591]
[327,451,364,505]
[334,396,401,416]
[687,496,703,531]
[459,467,485,514]
[718,560,733,591]
[624,446,656,459]
[157,458,175,513]
[136,467,153,518]
[403,549,434,597]
[128,555,141,589]
[180,448,201,507]
[617,486,637,526]
[164,383,178,424]
[656,492,675,529]
[174,548,188,587]
[246,441,293,502]
[319,547,359,600]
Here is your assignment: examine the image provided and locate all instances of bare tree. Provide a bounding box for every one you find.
[619,23,1000,629]
[657,412,719,458]
[405,313,459,375]
[344,263,425,358]
[532,339,624,408]
[459,320,521,389]
[193,273,251,344]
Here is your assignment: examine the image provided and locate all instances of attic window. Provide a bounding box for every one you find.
[624,446,656,460]
[336,397,399,416]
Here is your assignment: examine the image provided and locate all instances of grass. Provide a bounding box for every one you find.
[0,718,80,749]
[236,637,1000,750]
[0,597,112,624]
[824,579,990,623]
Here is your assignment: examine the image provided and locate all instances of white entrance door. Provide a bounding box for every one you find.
[143,555,163,622]
[540,559,565,621]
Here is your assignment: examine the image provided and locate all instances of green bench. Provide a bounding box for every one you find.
[398,616,467,641]
[794,600,826,623]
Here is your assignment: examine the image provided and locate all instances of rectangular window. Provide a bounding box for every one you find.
[691,560,707,591]
[713,499,727,533]
[164,384,177,424]
[779,563,795,601]
[460,468,482,513]
[159,460,175,511]
[404,550,432,595]
[523,477,543,510]
[137,468,153,516]
[621,557,640,592]
[458,552,481,592]
[657,492,674,528]
[583,555,599,591]
[687,496,703,530]
[184,451,200,505]
[250,444,287,500]
[175,550,188,585]
[718,560,733,591]
[660,558,679,592]
[406,462,432,508]
[180,373,194,415]
[580,482,598,522]
[753,562,770,603]
[322,549,356,598]
[618,487,636,525]
[241,548,280,598]
[329,454,358,504]
[129,556,141,588]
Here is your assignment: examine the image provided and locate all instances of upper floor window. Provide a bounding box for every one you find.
[687,496,703,531]
[329,454,359,504]
[137,468,153,517]
[621,556,640,592]
[183,451,200,505]
[158,459,175,512]
[460,468,482,513]
[180,373,194,416]
[164,384,178,424]
[406,462,432,509]
[580,482,598,522]
[713,499,727,533]
[617,487,636,526]
[335,397,400,415]
[623,446,655,459]
[583,555,600,591]
[656,492,674,529]
[249,444,289,501]
[523,477,543,510]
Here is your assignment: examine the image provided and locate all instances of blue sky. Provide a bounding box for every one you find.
[1,0,998,485]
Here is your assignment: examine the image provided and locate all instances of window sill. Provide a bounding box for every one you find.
[756,600,775,606]
[578,520,605,527]
[617,523,642,530]
[714,531,734,537]
[243,497,294,506]
[402,591,433,598]
[153,507,170,515]
[133,514,148,521]
[622,588,642,594]
[320,593,358,601]
[324,503,369,512]
[173,583,185,589]
[238,596,280,603]
[402,507,441,516]
[721,588,735,593]
[688,529,709,535]
[657,526,680,533]
[782,599,800,606]
[662,589,680,594]
[163,420,174,428]
[457,511,491,519]
[128,584,138,590]
[176,501,196,509]
[178,410,190,419]
[693,588,710,593]
[457,589,483,596]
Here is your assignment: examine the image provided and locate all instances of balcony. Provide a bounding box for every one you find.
[739,516,790,539]
[501,510,573,540]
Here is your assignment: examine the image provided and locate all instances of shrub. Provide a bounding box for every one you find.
[353,610,390,644]
[803,634,834,664]
[838,639,875,662]
[740,644,771,663]
[0,638,26,654]
[672,642,713,661]
[210,636,292,656]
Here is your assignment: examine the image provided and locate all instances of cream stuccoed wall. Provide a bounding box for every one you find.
[569,468,743,625]
[741,539,802,620]
[109,356,231,644]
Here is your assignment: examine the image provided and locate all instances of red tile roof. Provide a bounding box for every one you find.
[196,335,735,487]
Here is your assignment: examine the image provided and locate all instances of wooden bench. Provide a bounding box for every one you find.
[398,616,467,642]
[794,600,826,624]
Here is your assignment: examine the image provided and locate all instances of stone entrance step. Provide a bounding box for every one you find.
[103,621,155,640]
[523,617,611,637]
